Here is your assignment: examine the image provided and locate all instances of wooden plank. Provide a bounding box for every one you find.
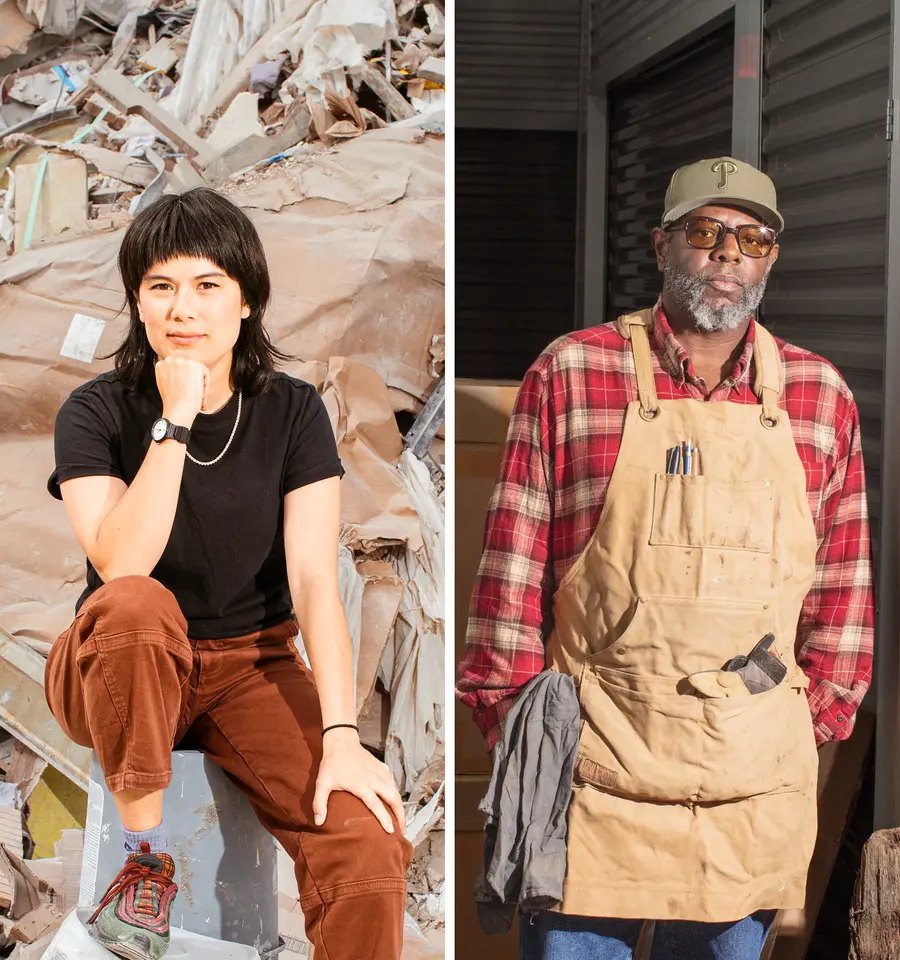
[354,63,416,121]
[90,70,217,167]
[201,105,310,181]
[14,154,87,250]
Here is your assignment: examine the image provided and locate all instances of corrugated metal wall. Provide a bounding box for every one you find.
[762,0,890,540]
[456,0,583,129]
[592,0,731,85]
[456,0,585,380]
[606,23,734,322]
[456,129,579,379]
[594,0,701,62]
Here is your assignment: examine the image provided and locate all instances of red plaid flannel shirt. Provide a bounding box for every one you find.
[457,305,875,751]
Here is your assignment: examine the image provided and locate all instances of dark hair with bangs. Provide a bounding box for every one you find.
[112,187,290,395]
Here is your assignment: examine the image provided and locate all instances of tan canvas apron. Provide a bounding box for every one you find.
[545,309,820,923]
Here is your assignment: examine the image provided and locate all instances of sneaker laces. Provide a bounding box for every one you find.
[89,846,177,925]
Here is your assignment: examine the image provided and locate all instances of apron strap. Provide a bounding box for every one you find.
[617,309,660,420]
[618,309,783,428]
[751,322,783,429]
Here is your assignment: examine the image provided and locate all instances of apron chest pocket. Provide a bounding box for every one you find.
[650,474,775,553]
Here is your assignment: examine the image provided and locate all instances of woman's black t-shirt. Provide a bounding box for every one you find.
[48,371,344,639]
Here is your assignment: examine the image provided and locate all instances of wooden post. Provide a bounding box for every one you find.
[849,828,900,959]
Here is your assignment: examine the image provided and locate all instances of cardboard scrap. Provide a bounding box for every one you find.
[0,812,24,860]
[9,901,62,943]
[2,135,157,188]
[13,154,87,251]
[0,1,36,60]
[56,830,83,916]
[316,357,421,551]
[0,845,41,921]
[0,812,23,911]
[21,858,63,908]
[356,560,403,714]
[8,740,47,808]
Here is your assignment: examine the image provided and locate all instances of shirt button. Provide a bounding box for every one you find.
[836,714,845,722]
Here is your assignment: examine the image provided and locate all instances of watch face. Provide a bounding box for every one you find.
[151,419,168,442]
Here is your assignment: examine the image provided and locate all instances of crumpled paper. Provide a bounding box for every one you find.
[266,0,397,95]
[0,1,36,58]
[15,0,82,36]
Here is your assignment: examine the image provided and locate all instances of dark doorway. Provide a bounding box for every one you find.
[605,21,735,322]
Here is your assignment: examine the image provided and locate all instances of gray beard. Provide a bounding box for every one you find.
[663,262,770,332]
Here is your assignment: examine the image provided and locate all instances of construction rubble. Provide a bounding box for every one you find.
[0,0,444,955]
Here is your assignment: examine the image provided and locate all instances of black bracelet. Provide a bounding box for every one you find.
[322,723,359,737]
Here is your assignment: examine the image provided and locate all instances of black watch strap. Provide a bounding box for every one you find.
[168,422,191,445]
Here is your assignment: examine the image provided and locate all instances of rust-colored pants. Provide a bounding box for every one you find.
[45,576,412,960]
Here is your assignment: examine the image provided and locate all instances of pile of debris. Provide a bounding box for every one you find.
[0,0,445,955]
[0,728,85,956]
[0,0,444,249]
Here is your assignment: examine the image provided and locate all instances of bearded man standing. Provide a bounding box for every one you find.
[457,158,875,960]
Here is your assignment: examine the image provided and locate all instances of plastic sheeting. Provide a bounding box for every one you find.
[164,0,289,125]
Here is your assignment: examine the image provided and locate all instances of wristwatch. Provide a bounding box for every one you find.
[150,417,191,446]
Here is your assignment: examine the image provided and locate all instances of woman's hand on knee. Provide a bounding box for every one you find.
[313,735,405,834]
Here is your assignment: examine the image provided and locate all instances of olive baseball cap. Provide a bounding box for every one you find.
[662,157,784,232]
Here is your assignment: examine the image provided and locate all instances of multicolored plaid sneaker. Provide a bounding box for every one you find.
[88,842,178,960]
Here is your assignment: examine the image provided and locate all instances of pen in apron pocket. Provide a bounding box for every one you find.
[684,439,693,476]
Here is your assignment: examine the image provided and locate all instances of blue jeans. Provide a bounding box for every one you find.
[519,910,776,960]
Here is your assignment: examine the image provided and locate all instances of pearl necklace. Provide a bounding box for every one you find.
[186,391,242,466]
